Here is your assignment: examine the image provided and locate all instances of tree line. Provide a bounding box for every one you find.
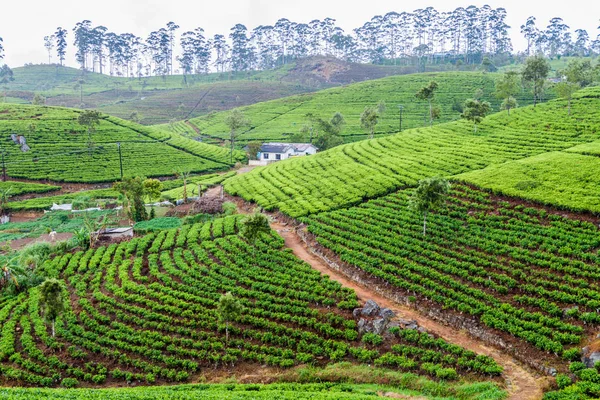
[1,9,599,77]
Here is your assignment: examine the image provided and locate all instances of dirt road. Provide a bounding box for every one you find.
[271,222,547,400]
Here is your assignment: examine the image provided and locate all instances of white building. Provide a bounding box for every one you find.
[257,143,318,163]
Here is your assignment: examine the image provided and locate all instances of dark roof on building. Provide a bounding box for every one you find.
[259,143,317,153]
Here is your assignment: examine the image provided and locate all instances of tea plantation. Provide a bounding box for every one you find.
[186,72,547,143]
[225,87,598,217]
[0,216,502,388]
[0,104,244,183]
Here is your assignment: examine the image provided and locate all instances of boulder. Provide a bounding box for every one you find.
[417,326,428,334]
[379,308,395,320]
[357,318,370,335]
[352,308,363,319]
[373,318,388,335]
[361,300,380,317]
[583,351,600,368]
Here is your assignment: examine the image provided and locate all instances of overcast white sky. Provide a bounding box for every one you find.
[1,0,599,67]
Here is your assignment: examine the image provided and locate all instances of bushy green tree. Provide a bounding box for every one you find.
[554,81,579,115]
[495,71,521,115]
[461,99,491,133]
[415,81,439,126]
[217,292,242,344]
[241,212,270,248]
[114,177,152,222]
[77,110,101,154]
[39,279,65,337]
[409,177,450,236]
[522,56,550,107]
[225,109,250,163]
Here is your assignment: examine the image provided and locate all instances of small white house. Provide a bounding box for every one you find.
[258,143,318,163]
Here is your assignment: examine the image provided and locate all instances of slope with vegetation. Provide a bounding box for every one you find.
[302,184,600,365]
[186,71,544,144]
[225,88,597,217]
[0,216,502,388]
[0,104,244,183]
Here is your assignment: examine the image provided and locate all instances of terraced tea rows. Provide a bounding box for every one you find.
[303,184,600,361]
[188,72,542,143]
[0,105,242,183]
[224,88,600,217]
[0,215,500,387]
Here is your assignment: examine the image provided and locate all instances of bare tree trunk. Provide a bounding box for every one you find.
[429,100,433,126]
[225,322,229,344]
[52,319,55,337]
[568,99,571,116]
[423,212,427,236]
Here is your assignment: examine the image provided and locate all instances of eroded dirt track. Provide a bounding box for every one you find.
[271,222,547,400]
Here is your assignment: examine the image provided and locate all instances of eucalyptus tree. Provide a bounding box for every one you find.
[522,55,550,106]
[166,21,180,74]
[574,29,590,56]
[520,17,539,56]
[274,18,292,64]
[146,28,170,76]
[544,17,570,57]
[230,24,255,71]
[252,25,278,70]
[54,27,68,66]
[73,20,93,70]
[0,37,3,61]
[212,34,230,72]
[43,35,55,64]
[91,25,107,73]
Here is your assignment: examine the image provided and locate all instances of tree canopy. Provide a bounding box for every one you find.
[409,176,451,236]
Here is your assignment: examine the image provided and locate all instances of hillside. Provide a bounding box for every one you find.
[0,216,503,389]
[219,86,600,378]
[224,87,595,217]
[5,59,426,126]
[186,71,546,144]
[0,104,244,183]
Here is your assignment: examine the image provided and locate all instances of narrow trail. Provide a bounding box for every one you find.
[270,222,547,400]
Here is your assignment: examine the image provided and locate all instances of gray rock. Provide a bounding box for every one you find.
[353,308,363,319]
[584,351,600,368]
[358,318,372,335]
[379,308,395,320]
[417,327,428,334]
[548,368,557,377]
[373,319,388,335]
[361,300,380,317]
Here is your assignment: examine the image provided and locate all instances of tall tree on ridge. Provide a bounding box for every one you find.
[73,20,92,70]
[43,35,55,64]
[166,21,179,75]
[54,28,68,66]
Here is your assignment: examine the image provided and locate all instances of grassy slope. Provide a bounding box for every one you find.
[0,104,243,183]
[186,71,546,143]
[224,87,596,217]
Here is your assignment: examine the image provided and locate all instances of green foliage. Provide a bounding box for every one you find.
[39,279,65,337]
[522,56,551,106]
[409,177,450,235]
[306,184,600,356]
[188,72,545,144]
[225,88,590,218]
[240,212,271,245]
[457,152,600,214]
[134,217,182,234]
[0,104,239,183]
[460,99,492,132]
[114,177,150,222]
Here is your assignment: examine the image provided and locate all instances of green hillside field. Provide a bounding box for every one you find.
[0,104,244,183]
[0,216,503,389]
[224,87,596,217]
[186,71,550,144]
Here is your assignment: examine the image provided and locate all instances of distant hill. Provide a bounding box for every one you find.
[0,104,244,183]
[184,71,549,145]
[5,59,481,125]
